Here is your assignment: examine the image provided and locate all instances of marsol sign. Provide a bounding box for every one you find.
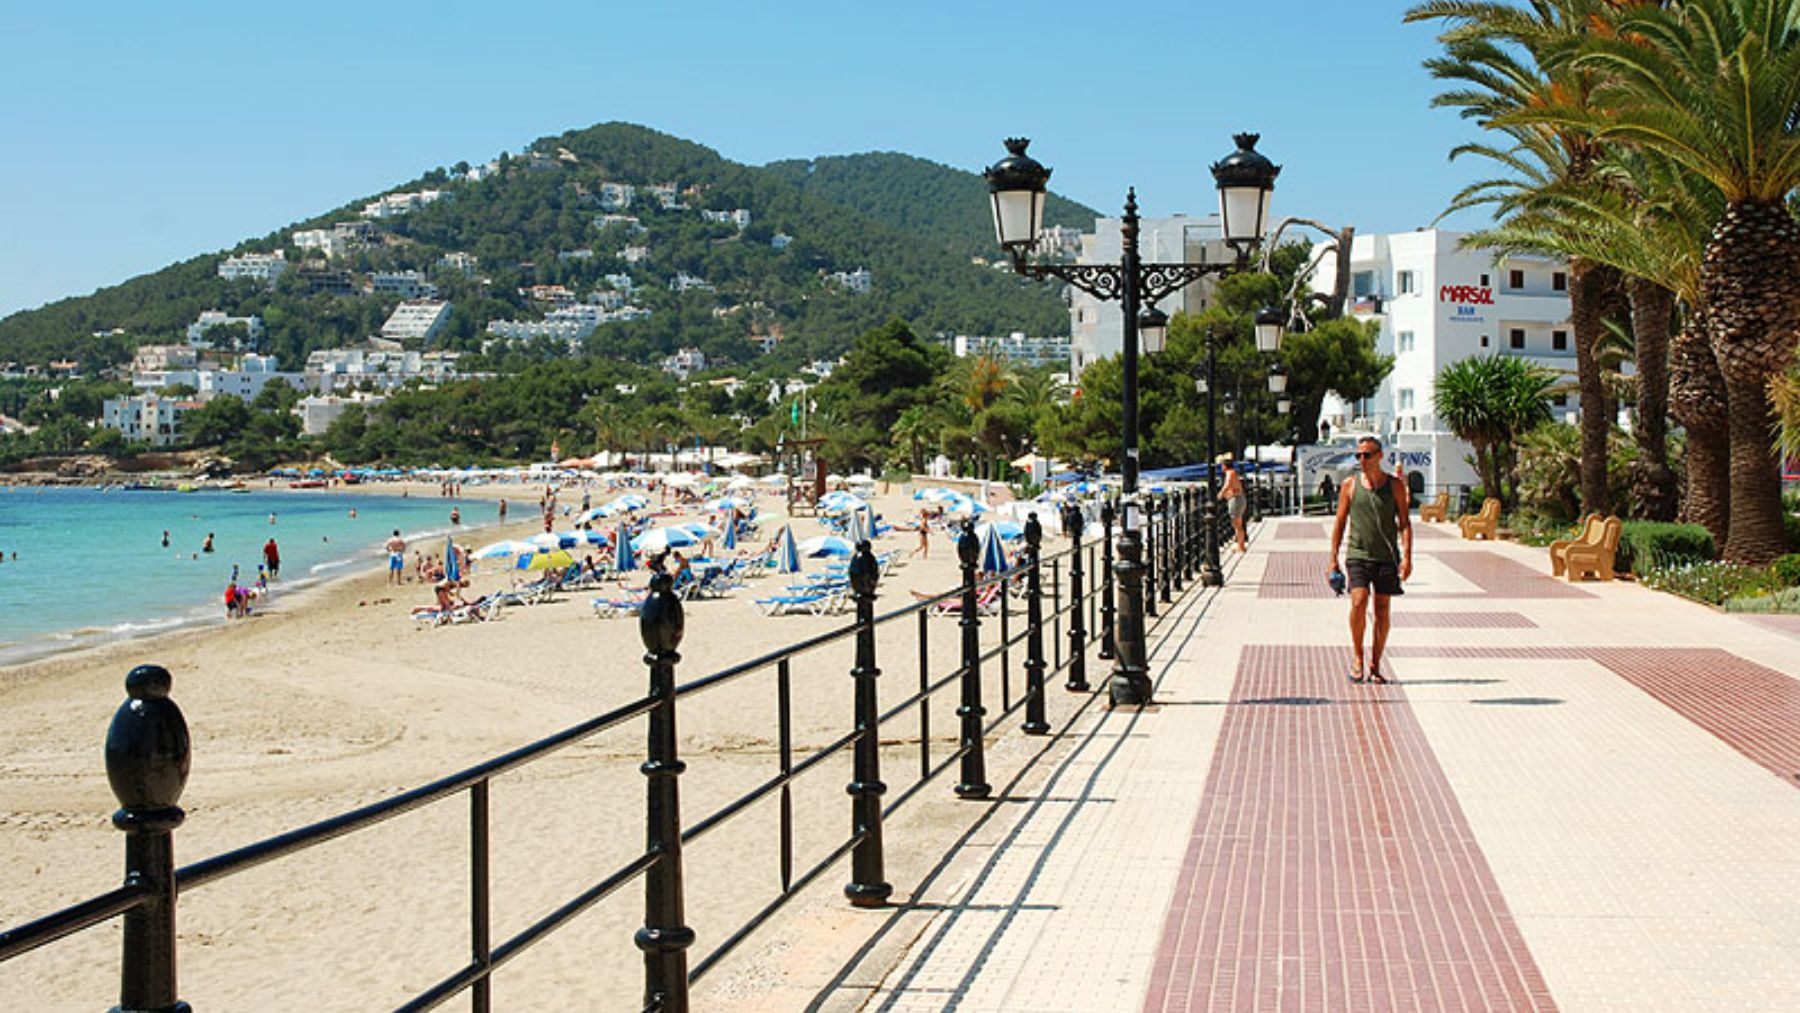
[1439,285,1494,305]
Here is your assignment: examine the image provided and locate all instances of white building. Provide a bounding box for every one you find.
[771,232,793,251]
[1304,228,1576,493]
[292,228,351,258]
[598,182,634,210]
[439,251,478,276]
[131,344,198,373]
[701,208,751,230]
[945,332,1072,369]
[197,354,307,401]
[361,189,444,219]
[101,394,203,446]
[465,160,501,182]
[381,299,453,342]
[661,348,706,379]
[187,310,264,348]
[1070,214,1230,376]
[622,245,650,264]
[368,271,438,299]
[217,251,287,284]
[1039,225,1084,259]
[670,272,713,293]
[645,183,682,209]
[595,213,646,234]
[304,347,465,392]
[295,392,388,436]
[828,267,872,294]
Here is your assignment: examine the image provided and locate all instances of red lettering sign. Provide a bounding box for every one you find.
[1438,285,1494,305]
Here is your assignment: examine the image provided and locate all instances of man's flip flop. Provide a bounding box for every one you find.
[1349,667,1364,684]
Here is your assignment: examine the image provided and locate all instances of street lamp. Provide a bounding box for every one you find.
[985,134,1279,707]
[1254,305,1286,353]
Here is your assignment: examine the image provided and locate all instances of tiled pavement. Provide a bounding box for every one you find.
[805,517,1800,1012]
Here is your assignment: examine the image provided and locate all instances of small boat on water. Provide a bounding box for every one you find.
[289,479,328,489]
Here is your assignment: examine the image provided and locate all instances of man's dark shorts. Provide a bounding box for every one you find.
[1345,558,1403,596]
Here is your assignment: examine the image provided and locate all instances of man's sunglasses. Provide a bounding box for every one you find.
[1355,451,1380,460]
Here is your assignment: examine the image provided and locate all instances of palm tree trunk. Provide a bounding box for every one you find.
[1569,258,1618,517]
[1670,309,1729,549]
[1626,278,1678,521]
[1706,200,1800,564]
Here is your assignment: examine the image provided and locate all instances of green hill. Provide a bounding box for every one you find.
[0,122,1099,374]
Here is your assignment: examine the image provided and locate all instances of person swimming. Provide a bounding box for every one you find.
[202,532,215,553]
[161,530,170,548]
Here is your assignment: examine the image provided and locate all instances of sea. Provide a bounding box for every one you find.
[0,485,497,665]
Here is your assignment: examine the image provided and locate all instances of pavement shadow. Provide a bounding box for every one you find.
[1471,696,1565,706]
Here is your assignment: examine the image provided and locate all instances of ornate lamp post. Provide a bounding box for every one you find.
[987,135,1280,706]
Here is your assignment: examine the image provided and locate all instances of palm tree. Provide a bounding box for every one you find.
[891,405,937,474]
[1559,0,1800,562]
[1408,0,1633,518]
[1434,355,1557,506]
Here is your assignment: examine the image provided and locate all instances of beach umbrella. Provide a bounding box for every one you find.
[797,535,855,558]
[445,535,460,583]
[979,527,1009,575]
[634,525,707,555]
[846,508,867,545]
[942,494,990,517]
[673,521,719,540]
[541,529,609,549]
[615,521,637,572]
[704,495,750,513]
[759,473,789,489]
[474,539,538,559]
[726,475,756,491]
[818,490,867,515]
[776,524,801,574]
[515,548,574,572]
[913,487,960,502]
[722,516,738,551]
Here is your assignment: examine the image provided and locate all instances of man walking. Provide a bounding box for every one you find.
[1327,436,1412,683]
[262,536,281,580]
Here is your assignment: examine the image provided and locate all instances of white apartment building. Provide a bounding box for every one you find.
[828,267,872,294]
[644,183,682,209]
[304,347,465,392]
[1039,225,1084,259]
[1069,214,1230,375]
[131,344,198,373]
[292,228,351,258]
[439,251,479,276]
[132,354,305,401]
[381,299,453,342]
[661,348,706,379]
[361,189,444,219]
[368,271,438,299]
[101,394,203,446]
[217,251,287,283]
[945,332,1073,369]
[294,392,388,436]
[701,208,751,230]
[187,310,264,348]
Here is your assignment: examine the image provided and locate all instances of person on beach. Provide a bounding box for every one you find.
[202,532,215,553]
[385,530,407,585]
[911,516,930,560]
[1218,455,1247,553]
[1327,436,1413,684]
[263,537,281,579]
[161,530,169,548]
[450,507,461,525]
[498,499,507,522]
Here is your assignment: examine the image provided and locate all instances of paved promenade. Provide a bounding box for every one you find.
[805,516,1800,1012]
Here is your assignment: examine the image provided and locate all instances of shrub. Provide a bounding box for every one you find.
[1505,511,1575,547]
[1616,521,1715,574]
[1725,586,1800,613]
[1774,553,1800,587]
[1786,512,1800,553]
[1640,560,1777,606]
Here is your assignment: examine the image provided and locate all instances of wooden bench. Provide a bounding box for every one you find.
[1418,490,1450,523]
[1549,513,1603,577]
[1564,515,1622,581]
[1458,497,1501,540]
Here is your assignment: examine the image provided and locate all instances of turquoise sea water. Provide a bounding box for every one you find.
[0,486,497,664]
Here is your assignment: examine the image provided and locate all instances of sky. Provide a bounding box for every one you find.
[0,0,1493,318]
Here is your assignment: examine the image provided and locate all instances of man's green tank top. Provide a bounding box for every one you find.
[1347,476,1399,564]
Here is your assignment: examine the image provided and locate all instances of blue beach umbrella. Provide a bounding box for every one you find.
[776,524,801,574]
[634,525,706,555]
[615,521,637,572]
[473,539,537,559]
[722,516,738,551]
[979,527,1008,575]
[444,535,460,583]
[797,535,854,558]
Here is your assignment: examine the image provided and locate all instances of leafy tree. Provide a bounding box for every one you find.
[1433,355,1555,507]
[183,395,252,448]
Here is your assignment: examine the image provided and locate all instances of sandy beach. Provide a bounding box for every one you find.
[0,480,1098,1010]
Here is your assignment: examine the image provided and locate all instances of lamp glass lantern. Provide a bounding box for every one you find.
[984,138,1052,250]
[1194,369,1209,395]
[1211,133,1281,246]
[1254,305,1286,353]
[1138,306,1169,355]
[1267,362,1288,394]
[1277,396,1292,414]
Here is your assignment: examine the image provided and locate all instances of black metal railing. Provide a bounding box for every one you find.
[0,495,1233,1012]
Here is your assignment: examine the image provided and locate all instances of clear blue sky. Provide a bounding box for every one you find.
[0,0,1490,317]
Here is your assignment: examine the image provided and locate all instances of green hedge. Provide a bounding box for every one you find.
[1617,521,1715,574]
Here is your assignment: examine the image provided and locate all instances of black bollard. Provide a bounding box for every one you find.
[953,520,991,799]
[107,664,192,1013]
[844,541,892,907]
[1062,503,1089,692]
[1098,500,1117,661]
[1022,514,1050,735]
[1143,494,1159,618]
[636,571,695,1013]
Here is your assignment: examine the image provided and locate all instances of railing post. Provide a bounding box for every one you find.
[1022,514,1050,735]
[1098,500,1117,660]
[1186,488,1199,582]
[1171,487,1186,593]
[845,540,892,907]
[636,571,694,1013]
[1142,494,1158,618]
[1062,503,1088,693]
[107,664,192,1013]
[1159,493,1174,604]
[953,520,991,799]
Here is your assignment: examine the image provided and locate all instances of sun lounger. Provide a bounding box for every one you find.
[592,594,647,618]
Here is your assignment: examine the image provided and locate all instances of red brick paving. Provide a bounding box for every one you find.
[1387,612,1536,629]
[1390,646,1800,789]
[1143,644,1558,1012]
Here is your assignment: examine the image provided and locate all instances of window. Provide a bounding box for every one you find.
[1398,331,1416,353]
[1480,273,1490,287]
[1552,271,1568,292]
[1553,394,1568,407]
[1398,388,1416,411]
[1397,270,1416,294]
[1481,334,1490,347]
[1508,269,1525,289]
[1510,328,1526,349]
[1552,329,1568,351]
[1352,270,1376,297]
